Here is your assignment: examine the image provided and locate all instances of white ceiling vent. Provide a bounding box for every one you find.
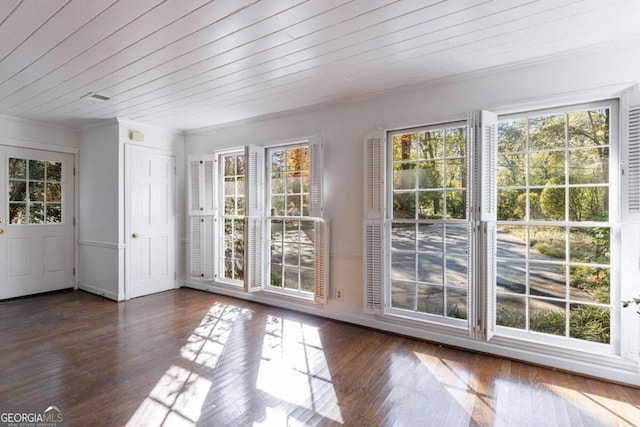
[81,92,111,102]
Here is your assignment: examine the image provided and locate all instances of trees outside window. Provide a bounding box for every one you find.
[496,106,612,344]
[389,123,469,321]
[219,152,245,283]
[267,145,316,293]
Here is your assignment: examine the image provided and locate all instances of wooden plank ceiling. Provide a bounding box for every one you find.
[0,0,639,131]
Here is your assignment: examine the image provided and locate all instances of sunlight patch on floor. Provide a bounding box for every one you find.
[128,302,251,426]
[543,382,640,426]
[126,365,212,427]
[256,315,343,424]
[414,351,491,425]
[180,302,248,368]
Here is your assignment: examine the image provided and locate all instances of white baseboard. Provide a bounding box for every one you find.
[78,283,123,301]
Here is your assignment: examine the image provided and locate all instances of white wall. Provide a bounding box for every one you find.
[79,119,185,300]
[185,47,640,384]
[78,120,120,299]
[0,114,80,149]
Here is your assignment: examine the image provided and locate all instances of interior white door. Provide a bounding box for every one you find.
[0,145,75,299]
[127,147,176,298]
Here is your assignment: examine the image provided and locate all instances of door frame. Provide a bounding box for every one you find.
[124,144,178,300]
[0,137,79,289]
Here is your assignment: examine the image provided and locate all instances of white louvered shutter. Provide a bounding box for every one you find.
[188,155,215,216]
[314,219,329,304]
[188,157,202,216]
[309,136,324,218]
[483,222,497,340]
[203,158,215,215]
[363,130,386,314]
[363,220,384,313]
[364,131,385,219]
[475,110,499,340]
[245,145,265,292]
[190,217,203,278]
[188,155,216,280]
[623,91,640,223]
[467,223,479,339]
[620,91,640,361]
[479,110,498,221]
[190,216,214,280]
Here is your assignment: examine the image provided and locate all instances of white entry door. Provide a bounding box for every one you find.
[127,147,176,299]
[0,146,75,300]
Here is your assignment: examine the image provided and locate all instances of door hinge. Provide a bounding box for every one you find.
[73,167,76,176]
[73,217,76,226]
[174,271,177,280]
[73,267,76,276]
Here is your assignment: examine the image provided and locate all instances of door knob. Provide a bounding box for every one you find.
[0,229,4,235]
[0,217,4,224]
[132,232,140,238]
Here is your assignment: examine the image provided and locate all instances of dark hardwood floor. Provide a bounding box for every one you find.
[1,288,638,426]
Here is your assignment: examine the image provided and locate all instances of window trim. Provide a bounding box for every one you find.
[264,142,316,298]
[215,149,246,287]
[384,119,472,326]
[376,99,621,357]
[494,98,620,354]
[7,156,66,226]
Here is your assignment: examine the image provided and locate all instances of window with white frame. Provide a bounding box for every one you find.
[218,152,245,284]
[9,157,63,224]
[495,103,615,347]
[246,138,328,303]
[189,138,328,305]
[388,123,470,322]
[266,145,316,294]
[364,99,624,356]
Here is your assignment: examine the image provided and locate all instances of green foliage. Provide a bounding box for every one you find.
[587,226,610,262]
[569,305,610,343]
[498,190,523,220]
[497,108,610,223]
[540,177,565,220]
[530,309,565,336]
[570,266,610,304]
[392,127,468,220]
[496,311,525,329]
[497,305,610,344]
[447,303,466,320]
[528,226,565,257]
[532,242,565,259]
[516,192,528,220]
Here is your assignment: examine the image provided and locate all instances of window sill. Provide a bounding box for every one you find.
[262,286,315,302]
[183,280,319,307]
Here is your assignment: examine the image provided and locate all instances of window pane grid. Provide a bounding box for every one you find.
[497,107,611,344]
[219,153,245,283]
[267,145,314,294]
[390,125,468,320]
[269,146,310,218]
[8,157,63,225]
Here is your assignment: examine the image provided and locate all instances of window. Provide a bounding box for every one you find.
[8,157,63,225]
[365,100,619,355]
[266,145,316,295]
[189,138,328,305]
[496,104,614,346]
[388,123,470,322]
[218,152,245,284]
